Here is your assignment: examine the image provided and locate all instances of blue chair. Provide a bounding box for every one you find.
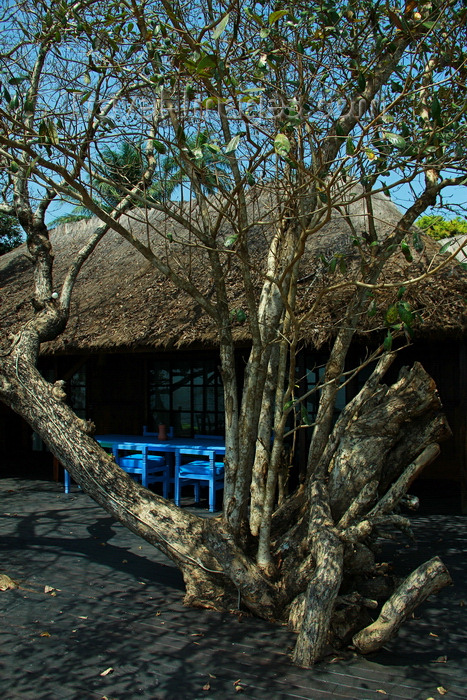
[64,469,74,494]
[64,445,171,496]
[175,447,224,512]
[117,445,171,497]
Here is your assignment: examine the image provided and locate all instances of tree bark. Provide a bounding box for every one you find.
[327,363,449,520]
[353,557,452,654]
[291,482,344,666]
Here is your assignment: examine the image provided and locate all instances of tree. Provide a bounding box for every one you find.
[51,141,187,223]
[416,214,467,240]
[52,134,230,224]
[0,0,466,666]
[0,213,23,254]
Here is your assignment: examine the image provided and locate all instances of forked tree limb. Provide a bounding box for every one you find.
[328,363,446,520]
[352,556,452,654]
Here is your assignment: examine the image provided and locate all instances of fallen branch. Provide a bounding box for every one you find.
[352,556,452,654]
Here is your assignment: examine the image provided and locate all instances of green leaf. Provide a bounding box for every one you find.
[431,95,442,123]
[440,240,452,254]
[203,96,219,110]
[23,98,35,116]
[301,404,310,424]
[387,9,404,31]
[212,13,230,40]
[346,137,355,155]
[39,119,59,145]
[196,55,217,73]
[274,133,291,156]
[246,170,255,186]
[400,240,413,262]
[397,285,406,300]
[225,134,241,153]
[335,121,344,137]
[383,331,393,351]
[152,140,166,154]
[367,300,377,317]
[9,93,19,109]
[236,309,246,322]
[385,304,399,325]
[8,75,28,86]
[382,131,407,149]
[412,231,423,252]
[79,89,93,105]
[357,72,366,92]
[25,155,40,177]
[398,301,413,325]
[225,234,238,248]
[269,9,288,25]
[244,7,263,25]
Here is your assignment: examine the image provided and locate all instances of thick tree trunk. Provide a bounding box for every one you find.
[291,482,344,666]
[327,362,450,521]
[0,336,453,667]
[288,361,452,665]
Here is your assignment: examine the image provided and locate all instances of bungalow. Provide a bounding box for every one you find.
[1,190,466,510]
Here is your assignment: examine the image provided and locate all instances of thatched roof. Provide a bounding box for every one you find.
[1,189,466,355]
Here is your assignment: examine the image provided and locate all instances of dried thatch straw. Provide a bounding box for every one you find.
[1,188,465,355]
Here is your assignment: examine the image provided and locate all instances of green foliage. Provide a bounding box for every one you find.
[416,216,467,241]
[0,214,23,255]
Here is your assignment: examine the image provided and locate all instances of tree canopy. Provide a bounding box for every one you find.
[0,213,23,254]
[416,214,467,240]
[0,0,466,667]
[51,141,184,223]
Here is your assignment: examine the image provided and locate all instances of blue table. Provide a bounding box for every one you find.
[95,434,225,461]
[63,435,225,504]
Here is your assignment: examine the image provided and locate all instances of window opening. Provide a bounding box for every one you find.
[149,356,224,437]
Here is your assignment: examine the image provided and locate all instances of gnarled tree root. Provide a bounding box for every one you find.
[352,556,452,654]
